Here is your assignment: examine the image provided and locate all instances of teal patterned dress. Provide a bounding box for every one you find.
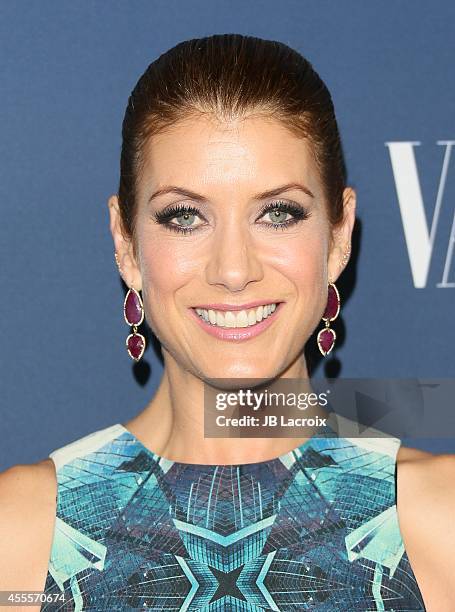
[41,419,426,611]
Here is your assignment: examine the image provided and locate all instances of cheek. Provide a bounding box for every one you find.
[273,235,328,327]
[273,233,327,284]
[136,237,201,335]
[139,238,195,294]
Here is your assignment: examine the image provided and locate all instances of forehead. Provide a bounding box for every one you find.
[139,115,320,196]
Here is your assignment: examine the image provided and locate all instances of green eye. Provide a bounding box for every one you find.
[176,212,197,226]
[266,209,291,224]
[258,200,311,230]
[154,204,205,234]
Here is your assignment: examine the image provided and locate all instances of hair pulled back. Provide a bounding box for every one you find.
[117,34,346,257]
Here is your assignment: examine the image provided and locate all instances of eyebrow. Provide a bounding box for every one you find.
[148,181,315,204]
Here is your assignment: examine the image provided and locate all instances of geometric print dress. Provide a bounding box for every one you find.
[41,419,426,611]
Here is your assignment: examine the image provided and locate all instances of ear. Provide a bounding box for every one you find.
[107,194,142,291]
[327,187,356,284]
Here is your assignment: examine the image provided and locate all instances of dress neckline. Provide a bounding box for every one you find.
[116,420,337,467]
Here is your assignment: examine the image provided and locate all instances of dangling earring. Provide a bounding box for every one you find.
[115,251,146,361]
[317,281,340,356]
[123,287,146,361]
[317,248,350,356]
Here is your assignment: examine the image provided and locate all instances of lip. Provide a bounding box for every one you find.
[189,301,285,342]
[191,299,280,312]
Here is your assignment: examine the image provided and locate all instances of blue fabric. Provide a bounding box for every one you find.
[41,423,426,611]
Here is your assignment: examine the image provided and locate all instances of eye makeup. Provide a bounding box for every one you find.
[152,199,312,235]
[256,200,312,231]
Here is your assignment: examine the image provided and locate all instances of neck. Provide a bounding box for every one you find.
[124,350,329,464]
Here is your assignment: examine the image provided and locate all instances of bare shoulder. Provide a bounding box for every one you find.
[396,442,435,462]
[0,459,57,598]
[396,446,455,609]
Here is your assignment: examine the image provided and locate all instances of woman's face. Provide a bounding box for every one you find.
[111,115,354,380]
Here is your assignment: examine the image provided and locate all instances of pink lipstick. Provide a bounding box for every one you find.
[189,302,284,342]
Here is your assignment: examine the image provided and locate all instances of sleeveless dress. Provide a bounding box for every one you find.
[41,416,426,611]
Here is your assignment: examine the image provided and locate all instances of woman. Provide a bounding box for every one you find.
[0,34,453,611]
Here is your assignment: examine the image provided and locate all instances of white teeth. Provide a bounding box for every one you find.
[208,309,217,325]
[248,310,256,326]
[224,311,236,328]
[195,303,279,328]
[236,310,249,327]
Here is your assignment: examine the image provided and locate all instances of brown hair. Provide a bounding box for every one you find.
[117,33,347,258]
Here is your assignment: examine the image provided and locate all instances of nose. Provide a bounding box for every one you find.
[205,220,264,292]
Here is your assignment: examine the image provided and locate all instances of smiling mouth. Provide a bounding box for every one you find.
[192,302,282,329]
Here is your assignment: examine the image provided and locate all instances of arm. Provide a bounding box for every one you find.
[0,461,57,610]
[397,453,455,611]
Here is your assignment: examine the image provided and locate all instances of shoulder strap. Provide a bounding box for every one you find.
[49,424,124,471]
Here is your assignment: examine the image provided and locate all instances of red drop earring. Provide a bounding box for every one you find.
[123,287,146,361]
[114,252,146,361]
[317,281,340,356]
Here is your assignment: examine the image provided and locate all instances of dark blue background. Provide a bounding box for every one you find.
[1,1,454,470]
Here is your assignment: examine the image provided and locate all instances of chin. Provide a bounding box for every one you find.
[201,363,279,386]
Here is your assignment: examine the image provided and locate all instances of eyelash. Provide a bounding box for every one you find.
[153,200,312,235]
